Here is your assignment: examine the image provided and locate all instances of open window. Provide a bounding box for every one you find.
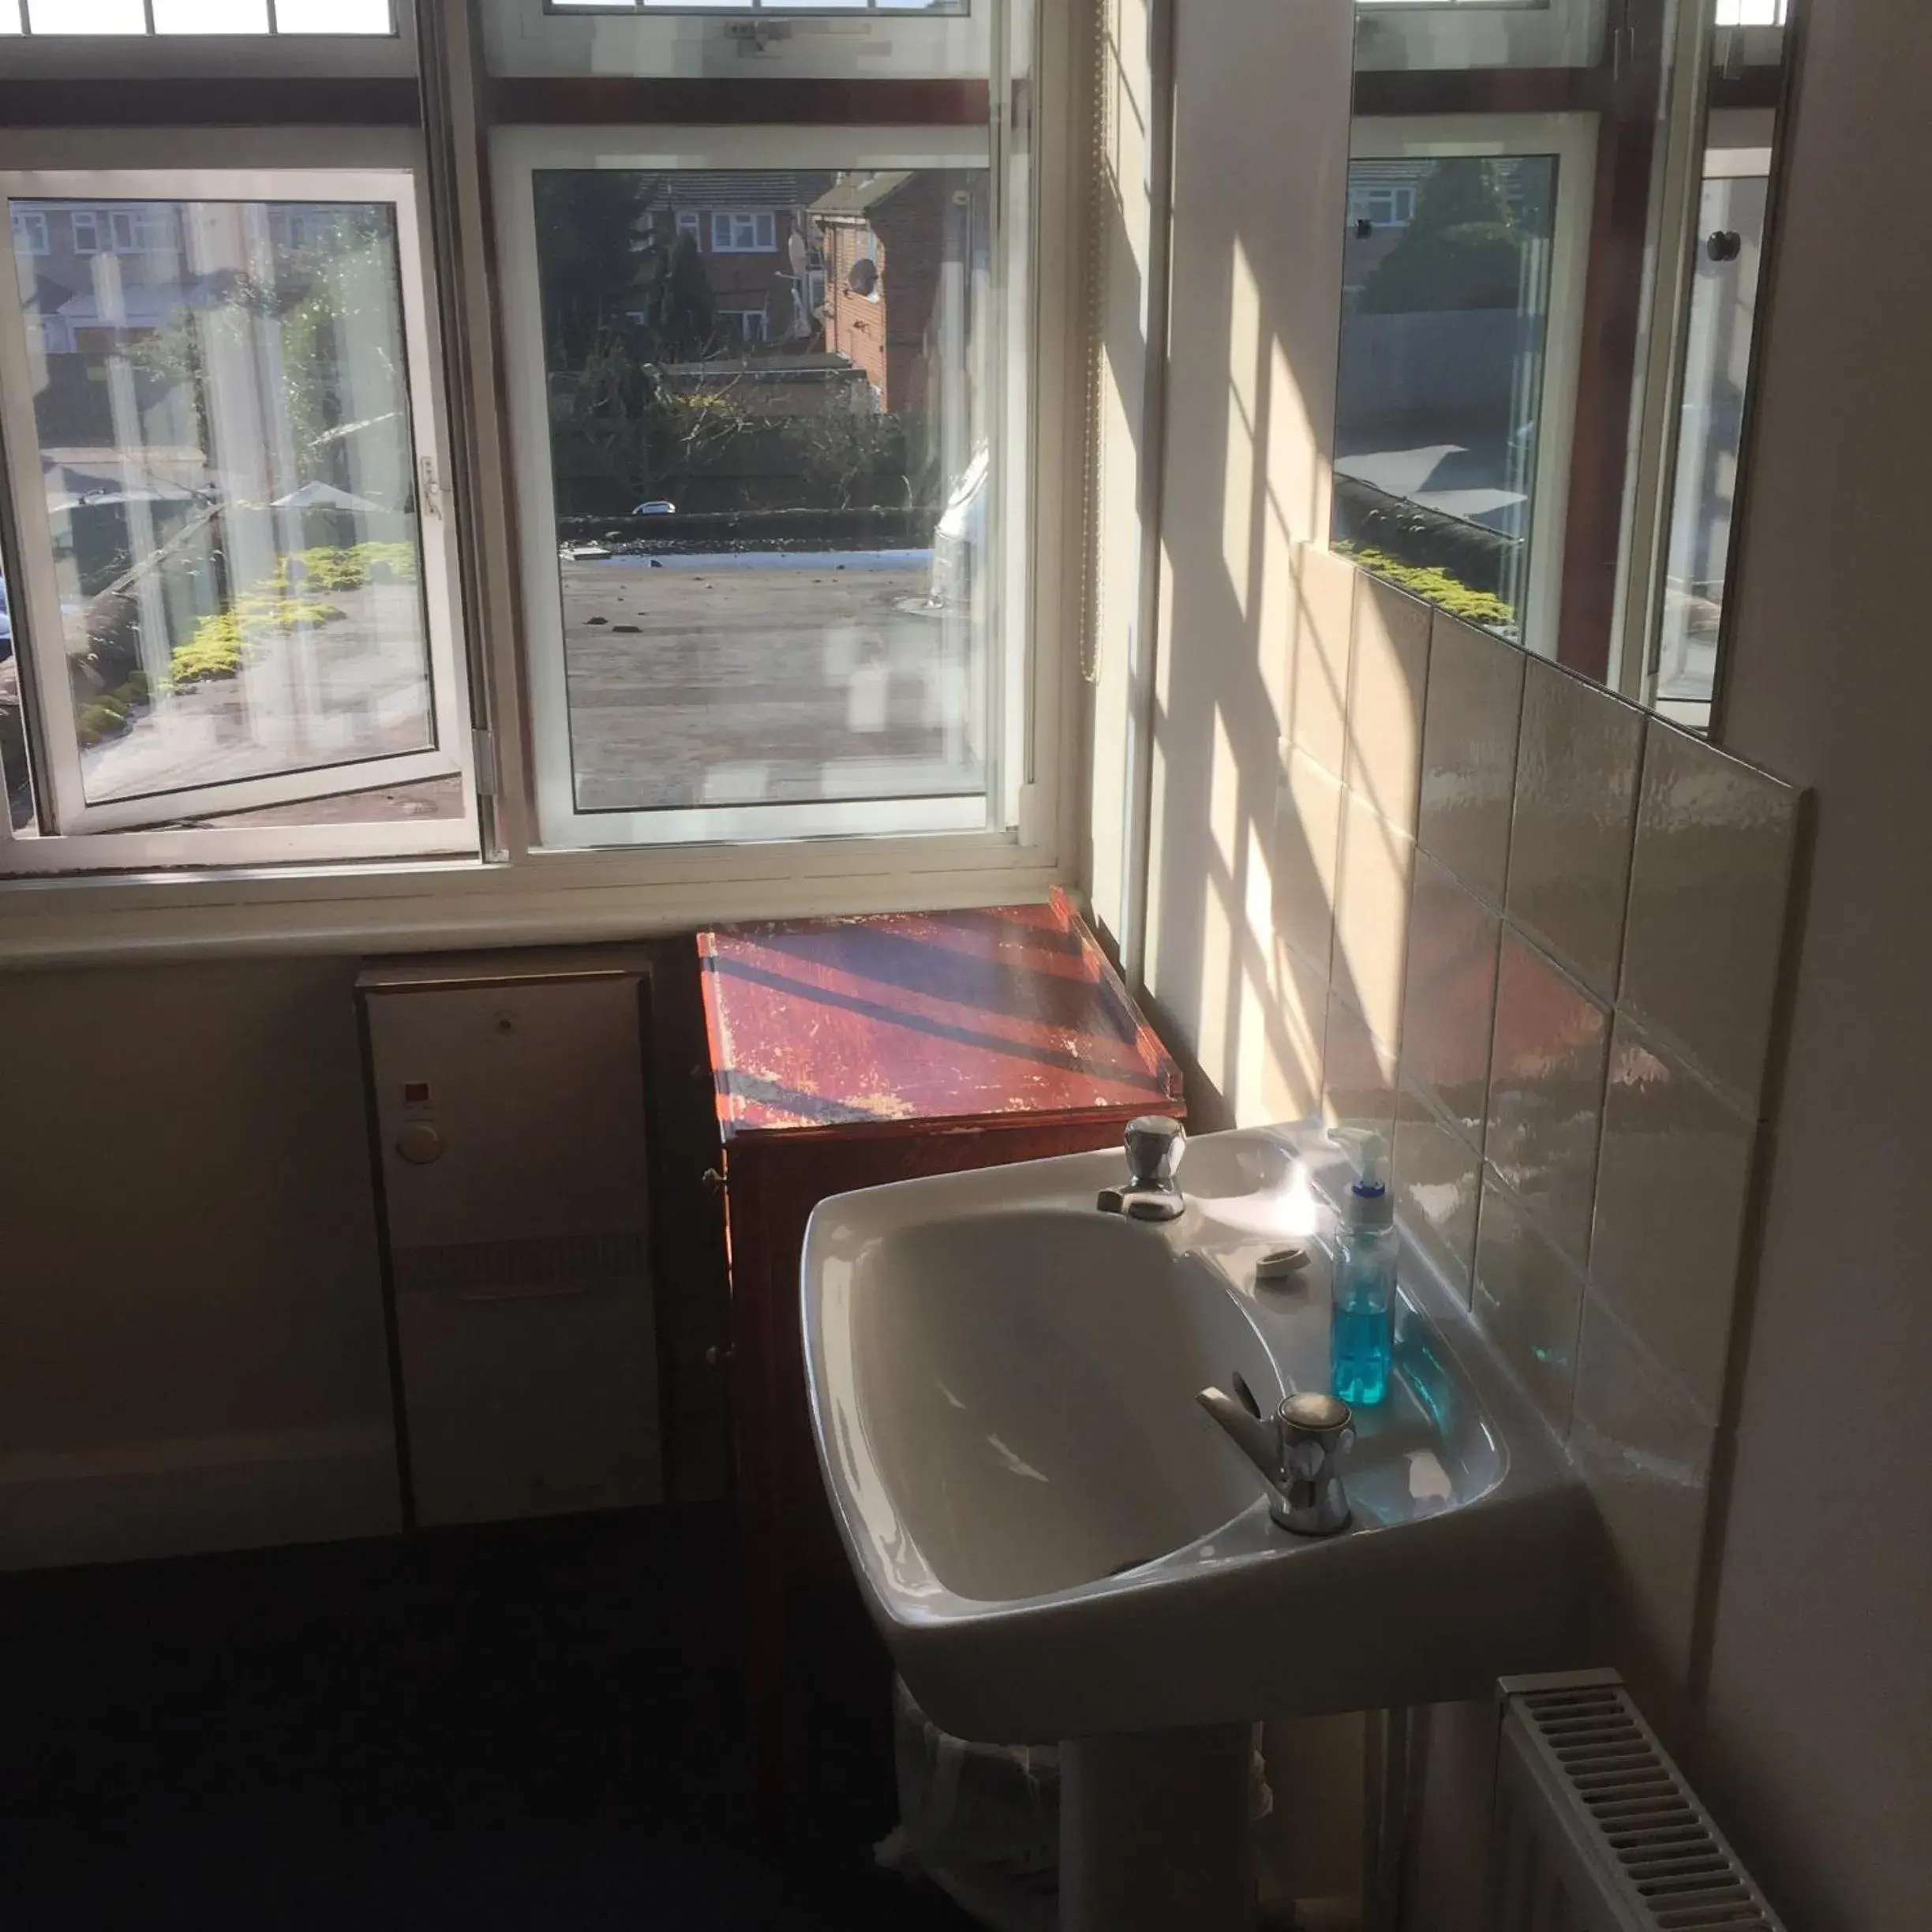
[0,161,479,873]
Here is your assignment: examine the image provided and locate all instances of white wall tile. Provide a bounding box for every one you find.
[1621,718,1801,1112]
[1571,1292,1717,1686]
[1419,609,1525,905]
[1473,1174,1586,1433]
[1274,749,1345,979]
[1264,937,1330,1122]
[1590,1014,1756,1419]
[1323,987,1398,1145]
[1289,544,1356,780]
[1401,852,1500,1145]
[1485,932,1610,1268]
[1506,659,1646,1000]
[1346,574,1431,838]
[1334,786,1415,1047]
[1395,1099,1482,1300]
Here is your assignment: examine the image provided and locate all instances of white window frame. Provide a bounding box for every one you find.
[69,206,99,253]
[0,0,1085,953]
[708,209,775,254]
[0,8,411,79]
[9,207,47,253]
[0,152,480,874]
[1346,114,1597,661]
[1347,182,1414,229]
[724,306,768,342]
[492,122,1065,860]
[674,208,699,242]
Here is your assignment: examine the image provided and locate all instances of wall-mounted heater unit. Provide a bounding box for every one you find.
[358,953,663,1528]
[1488,1671,1786,1932]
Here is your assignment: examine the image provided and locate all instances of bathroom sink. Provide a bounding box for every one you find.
[802,1124,1601,1747]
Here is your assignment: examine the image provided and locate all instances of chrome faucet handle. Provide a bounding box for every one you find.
[1124,1114,1185,1190]
[1195,1384,1354,1537]
[1098,1115,1186,1220]
[1277,1392,1354,1537]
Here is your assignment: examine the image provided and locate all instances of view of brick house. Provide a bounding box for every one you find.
[813,170,987,414]
[638,172,832,350]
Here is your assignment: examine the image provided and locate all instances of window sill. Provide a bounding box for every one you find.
[0,837,1067,969]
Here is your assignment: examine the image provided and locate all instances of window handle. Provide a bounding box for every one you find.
[419,455,443,520]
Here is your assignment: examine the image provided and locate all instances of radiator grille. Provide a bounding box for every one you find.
[1490,1672,1785,1932]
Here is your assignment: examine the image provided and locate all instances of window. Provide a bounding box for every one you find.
[709,211,775,255]
[0,168,477,873]
[1646,138,1771,730]
[8,208,47,254]
[545,0,966,13]
[0,0,1069,937]
[496,133,1017,849]
[1346,182,1413,230]
[0,0,394,32]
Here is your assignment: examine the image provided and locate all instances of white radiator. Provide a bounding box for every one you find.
[1487,1671,1785,1932]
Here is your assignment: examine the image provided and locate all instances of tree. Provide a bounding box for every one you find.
[640,233,719,364]
[534,171,652,372]
[1357,159,1540,314]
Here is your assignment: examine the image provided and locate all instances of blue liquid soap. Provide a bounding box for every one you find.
[1327,1128,1397,1408]
[1331,1297,1391,1408]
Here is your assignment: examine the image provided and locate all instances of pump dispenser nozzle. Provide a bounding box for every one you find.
[1328,1126,1386,1191]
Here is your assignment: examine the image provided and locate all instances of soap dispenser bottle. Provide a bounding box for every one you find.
[1327,1129,1395,1407]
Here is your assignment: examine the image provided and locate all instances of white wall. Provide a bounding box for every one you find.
[1693,2,1932,1923]
[1136,0,1354,1129]
[0,958,402,1567]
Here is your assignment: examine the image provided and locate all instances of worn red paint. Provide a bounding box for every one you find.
[698,887,1183,1140]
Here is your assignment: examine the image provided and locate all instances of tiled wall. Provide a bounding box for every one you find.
[1276,545,1803,1684]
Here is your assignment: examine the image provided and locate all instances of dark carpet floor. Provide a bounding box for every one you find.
[0,1507,979,1930]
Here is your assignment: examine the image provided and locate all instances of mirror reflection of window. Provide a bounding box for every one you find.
[1649,167,1769,732]
[1331,154,1559,650]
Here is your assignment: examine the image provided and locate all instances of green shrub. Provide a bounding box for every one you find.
[168,593,348,688]
[75,697,130,745]
[1335,543,1515,631]
[271,541,419,594]
[163,541,409,690]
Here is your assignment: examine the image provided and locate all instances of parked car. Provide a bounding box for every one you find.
[0,573,11,661]
[630,500,677,516]
[927,446,988,615]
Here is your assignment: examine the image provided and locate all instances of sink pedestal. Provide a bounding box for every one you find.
[1060,1722,1255,1931]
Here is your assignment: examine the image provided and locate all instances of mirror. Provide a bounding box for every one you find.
[1333,0,1795,733]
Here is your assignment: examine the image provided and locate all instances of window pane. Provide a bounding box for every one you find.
[533,167,991,822]
[1651,172,1767,728]
[152,0,271,29]
[9,197,439,812]
[12,0,391,28]
[0,554,32,831]
[548,1,969,11]
[1331,155,1558,647]
[270,0,393,30]
[24,0,148,29]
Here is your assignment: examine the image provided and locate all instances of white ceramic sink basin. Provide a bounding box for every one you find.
[803,1123,1602,1747]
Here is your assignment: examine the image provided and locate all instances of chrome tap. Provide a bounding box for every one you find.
[1096,1115,1186,1222]
[1196,1383,1354,1537]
